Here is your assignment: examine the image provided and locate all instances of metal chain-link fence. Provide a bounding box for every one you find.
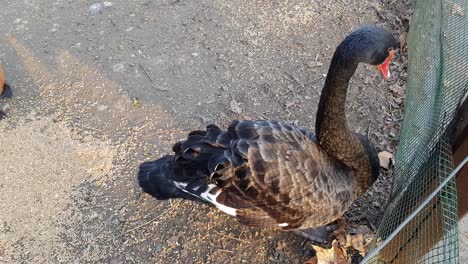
[364,0,468,263]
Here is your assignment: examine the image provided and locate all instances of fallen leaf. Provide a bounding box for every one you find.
[350,233,366,253]
[399,32,408,50]
[285,100,295,109]
[311,244,335,264]
[304,256,318,264]
[305,61,323,68]
[452,3,465,16]
[333,240,349,264]
[311,240,349,264]
[276,241,287,251]
[132,98,141,108]
[378,151,394,170]
[388,83,405,96]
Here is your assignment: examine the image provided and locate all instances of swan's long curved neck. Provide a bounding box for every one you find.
[315,49,372,194]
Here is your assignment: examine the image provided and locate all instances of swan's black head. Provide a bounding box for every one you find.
[336,26,399,79]
[138,155,189,200]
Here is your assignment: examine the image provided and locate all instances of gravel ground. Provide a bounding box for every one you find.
[0,0,414,263]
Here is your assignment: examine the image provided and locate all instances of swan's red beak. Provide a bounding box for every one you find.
[376,49,395,80]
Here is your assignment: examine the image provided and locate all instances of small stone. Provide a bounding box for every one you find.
[103,1,113,7]
[230,99,242,114]
[97,105,108,111]
[117,214,126,223]
[89,3,103,13]
[112,63,124,73]
[306,61,323,68]
[110,257,124,264]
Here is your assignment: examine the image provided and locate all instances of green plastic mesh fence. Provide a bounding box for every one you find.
[365,0,468,263]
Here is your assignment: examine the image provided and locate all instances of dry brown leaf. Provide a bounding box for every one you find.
[332,240,349,264]
[350,233,367,254]
[311,244,335,264]
[230,99,243,114]
[304,256,318,264]
[276,241,287,251]
[309,222,377,264]
[399,32,408,50]
[378,151,394,170]
[311,240,349,264]
[452,3,465,16]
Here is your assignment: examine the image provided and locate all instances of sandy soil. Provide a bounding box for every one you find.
[0,0,414,263]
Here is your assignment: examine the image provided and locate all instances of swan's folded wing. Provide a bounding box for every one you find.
[214,120,348,229]
[169,120,352,229]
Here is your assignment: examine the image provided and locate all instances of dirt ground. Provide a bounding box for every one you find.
[0,0,414,263]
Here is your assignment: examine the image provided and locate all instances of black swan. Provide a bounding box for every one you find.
[138,25,398,247]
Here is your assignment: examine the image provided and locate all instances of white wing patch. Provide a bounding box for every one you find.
[202,187,237,216]
[173,181,237,216]
[173,181,188,189]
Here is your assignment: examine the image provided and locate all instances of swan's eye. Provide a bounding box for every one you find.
[387,47,398,56]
